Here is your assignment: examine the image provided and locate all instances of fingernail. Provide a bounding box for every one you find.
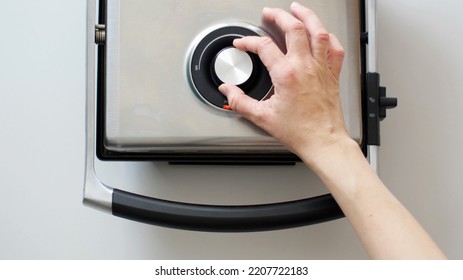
[218,84,227,94]
[262,7,270,13]
[291,2,300,9]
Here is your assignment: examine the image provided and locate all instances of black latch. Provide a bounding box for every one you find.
[379,86,397,121]
[365,73,397,146]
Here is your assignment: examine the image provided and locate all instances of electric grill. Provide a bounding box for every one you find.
[84,0,396,231]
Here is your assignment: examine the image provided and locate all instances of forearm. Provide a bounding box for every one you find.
[219,3,445,259]
[299,139,446,259]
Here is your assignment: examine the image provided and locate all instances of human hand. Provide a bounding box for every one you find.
[218,2,353,165]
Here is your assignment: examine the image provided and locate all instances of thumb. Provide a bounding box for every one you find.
[218,84,260,120]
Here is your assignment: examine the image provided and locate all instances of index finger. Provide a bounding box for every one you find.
[233,36,285,72]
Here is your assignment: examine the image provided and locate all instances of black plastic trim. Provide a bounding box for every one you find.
[364,72,397,146]
[112,189,344,232]
[96,0,107,160]
[97,150,300,164]
[365,72,381,146]
[359,0,368,155]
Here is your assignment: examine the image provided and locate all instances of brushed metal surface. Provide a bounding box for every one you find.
[214,47,253,86]
[104,0,362,152]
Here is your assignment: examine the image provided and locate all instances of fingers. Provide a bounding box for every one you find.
[236,3,344,75]
[290,2,327,39]
[218,84,261,121]
[290,2,344,77]
[233,36,284,72]
[262,7,311,59]
[327,34,345,79]
[290,2,330,63]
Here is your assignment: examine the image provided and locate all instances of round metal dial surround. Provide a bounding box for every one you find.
[188,24,273,110]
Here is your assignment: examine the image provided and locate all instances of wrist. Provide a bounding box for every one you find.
[297,136,361,170]
[297,137,370,194]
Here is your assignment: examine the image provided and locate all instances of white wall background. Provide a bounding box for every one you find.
[0,0,461,259]
[377,0,463,259]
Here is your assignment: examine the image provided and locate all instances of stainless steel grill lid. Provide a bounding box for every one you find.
[103,0,362,154]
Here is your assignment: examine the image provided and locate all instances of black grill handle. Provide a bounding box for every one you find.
[112,189,344,232]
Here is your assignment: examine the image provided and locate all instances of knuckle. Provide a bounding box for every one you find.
[250,107,267,125]
[289,21,306,34]
[227,94,240,109]
[257,36,274,51]
[314,31,330,42]
[330,48,345,58]
[276,63,300,85]
[328,33,345,57]
[283,66,298,81]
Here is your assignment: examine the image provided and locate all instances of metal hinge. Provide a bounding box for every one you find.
[365,73,398,146]
[95,24,106,45]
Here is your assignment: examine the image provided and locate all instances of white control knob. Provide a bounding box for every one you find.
[213,47,253,85]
